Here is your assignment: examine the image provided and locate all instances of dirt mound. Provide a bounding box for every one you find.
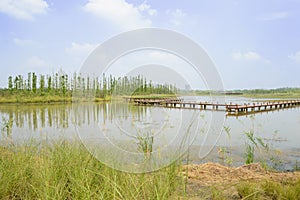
[181,162,300,186]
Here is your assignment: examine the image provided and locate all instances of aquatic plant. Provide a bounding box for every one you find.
[1,116,13,138]
[244,130,269,164]
[221,126,233,166]
[136,130,154,156]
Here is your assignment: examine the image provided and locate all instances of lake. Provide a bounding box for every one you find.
[1,96,299,171]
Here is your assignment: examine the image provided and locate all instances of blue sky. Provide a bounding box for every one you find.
[0,0,300,89]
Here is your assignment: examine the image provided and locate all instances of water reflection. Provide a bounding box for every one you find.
[0,103,153,134]
[0,99,299,170]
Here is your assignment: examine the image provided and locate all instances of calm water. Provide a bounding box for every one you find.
[1,97,299,170]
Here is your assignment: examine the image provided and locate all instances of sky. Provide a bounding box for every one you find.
[0,0,300,90]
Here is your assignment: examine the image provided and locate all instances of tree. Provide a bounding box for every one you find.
[8,76,13,91]
[40,75,45,92]
[102,74,107,97]
[55,73,58,93]
[17,75,23,90]
[47,75,52,92]
[60,74,66,96]
[27,72,31,91]
[32,73,37,93]
[14,76,19,90]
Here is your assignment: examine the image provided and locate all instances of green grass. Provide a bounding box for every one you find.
[0,95,72,104]
[241,92,300,99]
[0,94,109,104]
[1,141,300,199]
[0,141,184,200]
[192,90,300,99]
[122,94,177,99]
[0,91,177,104]
[236,180,300,200]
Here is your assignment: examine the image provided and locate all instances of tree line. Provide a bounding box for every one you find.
[232,88,300,94]
[6,72,178,98]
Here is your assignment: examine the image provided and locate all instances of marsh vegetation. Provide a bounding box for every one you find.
[0,72,300,199]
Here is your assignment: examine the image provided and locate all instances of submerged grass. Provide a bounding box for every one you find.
[0,141,184,200]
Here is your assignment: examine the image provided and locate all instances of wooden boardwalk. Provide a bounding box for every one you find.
[126,97,300,116]
[226,101,300,115]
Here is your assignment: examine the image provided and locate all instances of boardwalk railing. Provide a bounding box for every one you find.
[226,101,300,115]
[126,97,300,116]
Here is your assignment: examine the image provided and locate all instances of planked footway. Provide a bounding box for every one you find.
[226,100,300,115]
[125,97,300,116]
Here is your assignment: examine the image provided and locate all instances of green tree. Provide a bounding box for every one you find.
[14,76,19,90]
[47,75,52,92]
[40,75,45,92]
[27,72,31,91]
[8,76,13,91]
[102,74,107,97]
[17,75,23,90]
[60,74,66,96]
[32,73,37,93]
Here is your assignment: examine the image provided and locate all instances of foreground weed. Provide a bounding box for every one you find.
[236,180,300,200]
[0,141,183,200]
[243,130,269,164]
[136,130,154,156]
[217,126,233,166]
[1,116,13,137]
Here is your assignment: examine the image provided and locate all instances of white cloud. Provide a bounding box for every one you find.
[232,51,261,61]
[138,1,157,16]
[232,51,270,63]
[166,9,187,26]
[84,0,155,30]
[27,56,47,68]
[65,42,98,57]
[13,38,33,46]
[0,0,48,20]
[289,51,300,64]
[260,11,289,21]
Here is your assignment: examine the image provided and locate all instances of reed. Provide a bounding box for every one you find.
[0,141,184,199]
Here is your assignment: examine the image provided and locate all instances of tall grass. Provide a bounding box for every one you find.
[137,130,154,156]
[0,141,184,199]
[236,180,300,200]
[243,130,269,165]
[1,116,13,137]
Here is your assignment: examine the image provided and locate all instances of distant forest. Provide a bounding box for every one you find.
[1,72,300,99]
[1,72,178,98]
[231,88,300,94]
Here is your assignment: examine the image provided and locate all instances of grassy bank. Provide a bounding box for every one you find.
[235,180,300,200]
[0,92,178,104]
[0,94,73,104]
[190,88,300,99]
[229,88,300,99]
[236,92,300,99]
[122,94,177,99]
[0,91,112,104]
[1,89,300,104]
[1,141,300,199]
[0,141,183,199]
[1,124,299,199]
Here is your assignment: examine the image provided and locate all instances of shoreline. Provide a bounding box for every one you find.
[0,93,300,104]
